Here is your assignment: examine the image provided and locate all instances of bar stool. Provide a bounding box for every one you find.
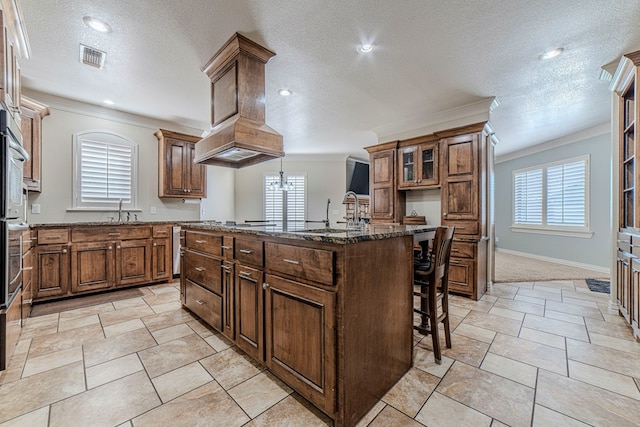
[413,226,454,364]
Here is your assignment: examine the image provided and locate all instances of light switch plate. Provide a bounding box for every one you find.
[150,206,157,215]
[31,203,41,214]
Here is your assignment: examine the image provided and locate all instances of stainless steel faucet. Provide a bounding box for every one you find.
[118,199,123,222]
[345,191,362,230]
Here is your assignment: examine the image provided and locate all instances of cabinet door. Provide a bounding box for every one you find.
[222,260,235,340]
[165,138,188,196]
[152,237,172,281]
[21,248,32,321]
[419,142,439,186]
[398,145,418,188]
[35,244,70,298]
[632,258,640,328]
[618,250,632,320]
[187,142,207,197]
[264,274,336,415]
[235,264,264,361]
[370,149,398,221]
[21,105,42,192]
[448,257,476,297]
[441,133,479,222]
[71,241,115,293]
[115,239,152,286]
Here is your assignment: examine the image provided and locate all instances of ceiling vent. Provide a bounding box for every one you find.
[80,44,106,69]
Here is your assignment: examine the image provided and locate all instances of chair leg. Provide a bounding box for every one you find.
[442,293,452,349]
[430,303,441,364]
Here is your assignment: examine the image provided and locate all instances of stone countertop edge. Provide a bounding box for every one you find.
[30,221,179,228]
[180,223,437,244]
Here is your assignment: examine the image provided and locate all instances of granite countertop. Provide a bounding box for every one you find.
[30,220,178,228]
[180,222,437,244]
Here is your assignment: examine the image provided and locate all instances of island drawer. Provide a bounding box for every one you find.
[222,236,234,260]
[184,280,222,331]
[235,238,263,267]
[442,220,479,237]
[37,228,70,244]
[618,232,632,253]
[183,250,222,294]
[185,231,222,256]
[450,241,475,259]
[152,225,172,238]
[72,226,152,242]
[265,242,334,286]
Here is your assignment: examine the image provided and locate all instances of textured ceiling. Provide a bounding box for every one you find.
[17,0,640,157]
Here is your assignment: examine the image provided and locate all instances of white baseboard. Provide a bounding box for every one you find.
[496,248,610,275]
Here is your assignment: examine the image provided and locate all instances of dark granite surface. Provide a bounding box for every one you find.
[30,221,177,228]
[179,222,437,244]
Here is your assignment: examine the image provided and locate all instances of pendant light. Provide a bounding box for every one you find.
[268,158,294,192]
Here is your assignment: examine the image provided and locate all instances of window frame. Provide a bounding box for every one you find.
[263,171,307,230]
[511,155,592,238]
[71,130,139,211]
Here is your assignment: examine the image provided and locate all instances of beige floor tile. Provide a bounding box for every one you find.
[486,284,519,299]
[149,300,183,314]
[480,294,499,303]
[532,404,591,427]
[490,334,567,375]
[0,362,85,423]
[99,305,156,327]
[354,401,386,427]
[22,345,83,378]
[103,318,146,338]
[491,421,510,427]
[544,300,603,320]
[448,304,471,318]
[83,328,157,368]
[567,338,640,378]
[518,327,566,350]
[584,317,635,340]
[368,405,423,427]
[514,294,546,305]
[453,323,497,344]
[535,280,576,289]
[200,347,263,390]
[536,369,640,426]
[186,319,215,338]
[440,334,490,367]
[141,308,196,332]
[148,283,180,295]
[488,306,525,321]
[28,323,103,358]
[57,302,115,320]
[11,339,31,357]
[112,296,149,310]
[460,311,522,336]
[516,287,562,302]
[0,405,49,427]
[412,345,454,378]
[449,296,495,313]
[544,310,585,325]
[568,360,640,400]
[228,371,292,418]
[589,332,640,356]
[481,352,537,388]
[150,323,194,344]
[204,332,234,351]
[138,333,214,378]
[22,313,59,329]
[532,284,563,294]
[437,361,534,427]
[132,382,249,427]
[499,281,534,289]
[562,296,600,309]
[49,371,160,427]
[116,422,132,427]
[523,314,589,341]
[57,314,100,332]
[562,289,610,303]
[152,361,213,403]
[415,391,492,427]
[85,353,144,389]
[245,394,332,427]
[381,367,439,417]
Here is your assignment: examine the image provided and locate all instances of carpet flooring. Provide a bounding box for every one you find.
[494,251,609,283]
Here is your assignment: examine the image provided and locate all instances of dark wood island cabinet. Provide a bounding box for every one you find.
[180,223,434,427]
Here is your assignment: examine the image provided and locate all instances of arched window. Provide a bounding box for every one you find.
[72,131,138,210]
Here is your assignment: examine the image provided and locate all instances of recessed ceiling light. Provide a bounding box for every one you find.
[357,43,373,53]
[103,99,115,105]
[539,47,564,60]
[83,16,112,34]
[278,88,292,96]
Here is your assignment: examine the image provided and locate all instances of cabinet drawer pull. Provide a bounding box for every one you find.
[221,245,232,249]
[239,249,253,254]
[222,265,231,271]
[22,266,33,271]
[194,267,206,272]
[239,270,252,277]
[23,239,33,244]
[195,299,204,305]
[108,233,121,236]
[195,239,206,244]
[283,258,300,265]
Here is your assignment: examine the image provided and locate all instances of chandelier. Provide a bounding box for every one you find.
[268,158,294,191]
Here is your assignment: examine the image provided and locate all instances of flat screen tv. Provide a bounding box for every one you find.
[346,157,369,196]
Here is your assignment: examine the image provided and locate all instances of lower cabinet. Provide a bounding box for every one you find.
[264,273,336,415]
[617,230,640,338]
[235,264,264,361]
[221,260,235,340]
[71,241,114,293]
[115,239,152,286]
[184,280,222,331]
[34,244,70,299]
[448,239,487,300]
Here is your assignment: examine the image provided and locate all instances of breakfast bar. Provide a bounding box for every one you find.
[179,222,435,427]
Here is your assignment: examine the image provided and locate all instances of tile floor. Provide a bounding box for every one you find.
[1,279,639,426]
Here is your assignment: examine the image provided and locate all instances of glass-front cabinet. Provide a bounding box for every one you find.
[398,138,439,189]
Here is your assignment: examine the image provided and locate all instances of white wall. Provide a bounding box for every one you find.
[25,92,235,224]
[405,189,441,226]
[494,131,611,268]
[234,155,350,226]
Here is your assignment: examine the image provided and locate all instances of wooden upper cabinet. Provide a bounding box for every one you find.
[397,137,439,189]
[441,133,479,222]
[155,129,207,198]
[0,5,28,119]
[365,141,405,223]
[21,96,50,192]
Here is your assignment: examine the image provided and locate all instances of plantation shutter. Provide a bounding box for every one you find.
[546,159,586,226]
[514,168,543,224]
[80,138,133,203]
[264,174,306,227]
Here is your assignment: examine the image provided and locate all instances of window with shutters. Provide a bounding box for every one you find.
[264,173,306,230]
[512,155,590,236]
[72,131,138,210]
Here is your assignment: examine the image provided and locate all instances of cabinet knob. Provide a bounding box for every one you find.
[108,246,113,250]
[263,283,269,290]
[153,243,157,247]
[62,249,68,254]
[117,246,121,250]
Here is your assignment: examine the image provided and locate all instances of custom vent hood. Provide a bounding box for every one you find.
[195,33,284,168]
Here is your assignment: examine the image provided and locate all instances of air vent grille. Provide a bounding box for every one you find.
[80,44,106,69]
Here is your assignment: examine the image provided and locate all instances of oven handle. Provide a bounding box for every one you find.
[8,222,29,232]
[9,137,30,162]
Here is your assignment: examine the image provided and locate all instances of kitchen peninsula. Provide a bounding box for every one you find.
[179,222,435,427]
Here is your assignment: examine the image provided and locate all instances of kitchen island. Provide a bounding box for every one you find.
[180,222,435,427]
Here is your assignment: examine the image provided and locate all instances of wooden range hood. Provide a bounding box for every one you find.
[195,33,284,168]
